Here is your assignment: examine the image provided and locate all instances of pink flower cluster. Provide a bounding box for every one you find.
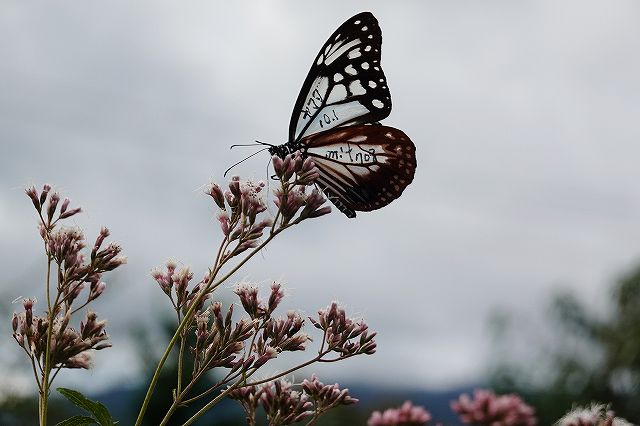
[272,152,331,224]
[229,376,357,425]
[451,389,537,426]
[205,155,330,265]
[192,302,254,374]
[309,302,377,357]
[368,401,432,426]
[234,281,285,319]
[13,185,126,372]
[302,374,359,414]
[208,177,272,258]
[151,261,212,314]
[13,302,110,370]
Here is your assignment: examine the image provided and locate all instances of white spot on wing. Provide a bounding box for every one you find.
[325,39,361,65]
[348,49,362,59]
[349,80,366,96]
[361,62,370,70]
[372,99,384,109]
[345,65,357,75]
[368,81,377,88]
[327,84,347,103]
[334,73,344,82]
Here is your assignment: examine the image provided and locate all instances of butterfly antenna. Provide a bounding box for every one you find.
[230,140,275,149]
[223,147,270,177]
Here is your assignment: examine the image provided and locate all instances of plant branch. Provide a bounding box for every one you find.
[135,227,284,426]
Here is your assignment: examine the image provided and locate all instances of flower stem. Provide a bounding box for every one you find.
[39,255,53,426]
[135,228,283,426]
[177,335,186,394]
[180,376,251,426]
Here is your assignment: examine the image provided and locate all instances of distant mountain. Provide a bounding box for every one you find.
[88,382,480,425]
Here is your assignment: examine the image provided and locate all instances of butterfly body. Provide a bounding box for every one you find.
[271,11,417,218]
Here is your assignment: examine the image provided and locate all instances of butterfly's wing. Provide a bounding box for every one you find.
[289,12,392,143]
[301,124,416,218]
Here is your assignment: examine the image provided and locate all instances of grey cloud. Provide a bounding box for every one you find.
[2,1,640,394]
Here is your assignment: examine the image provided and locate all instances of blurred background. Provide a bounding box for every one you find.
[1,1,639,424]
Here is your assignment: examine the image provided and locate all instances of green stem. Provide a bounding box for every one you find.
[180,377,250,426]
[179,376,227,406]
[177,335,186,394]
[305,413,321,426]
[135,228,284,426]
[181,350,330,426]
[180,348,257,407]
[242,353,326,388]
[39,256,53,426]
[158,355,234,426]
[30,355,42,393]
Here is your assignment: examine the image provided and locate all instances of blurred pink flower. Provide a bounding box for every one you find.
[451,389,537,426]
[368,401,432,426]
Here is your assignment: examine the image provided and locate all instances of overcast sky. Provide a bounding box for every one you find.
[2,1,640,397]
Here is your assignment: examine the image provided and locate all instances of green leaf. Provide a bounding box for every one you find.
[56,416,99,426]
[57,388,116,426]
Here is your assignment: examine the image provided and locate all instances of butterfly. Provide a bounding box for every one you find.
[269,11,417,218]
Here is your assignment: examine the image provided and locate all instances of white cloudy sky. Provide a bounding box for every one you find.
[2,1,640,396]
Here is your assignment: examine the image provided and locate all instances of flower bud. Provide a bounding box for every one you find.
[281,155,292,181]
[60,197,70,214]
[23,298,34,327]
[40,184,51,206]
[25,186,41,211]
[272,155,284,178]
[206,183,226,209]
[229,176,241,198]
[267,282,285,314]
[47,192,60,220]
[59,207,82,219]
[254,346,278,368]
[293,152,303,172]
[217,211,231,236]
[65,353,92,369]
[88,281,106,301]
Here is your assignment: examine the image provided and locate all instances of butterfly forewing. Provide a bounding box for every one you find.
[289,12,392,143]
[301,125,416,217]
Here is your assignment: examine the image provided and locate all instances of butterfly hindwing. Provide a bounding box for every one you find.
[289,12,392,143]
[300,124,416,217]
